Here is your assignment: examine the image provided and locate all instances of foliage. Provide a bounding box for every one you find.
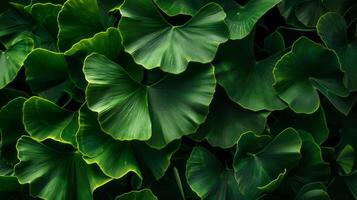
[0,0,357,199]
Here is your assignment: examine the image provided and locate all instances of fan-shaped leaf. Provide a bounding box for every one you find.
[186,147,242,200]
[84,53,215,148]
[193,87,269,148]
[317,12,357,92]
[118,0,228,74]
[273,36,354,115]
[23,96,78,146]
[0,97,27,173]
[0,35,33,89]
[215,31,287,111]
[77,105,178,179]
[14,136,110,200]
[154,0,283,40]
[233,128,302,199]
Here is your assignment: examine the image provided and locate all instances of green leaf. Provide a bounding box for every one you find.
[233,128,302,199]
[57,0,105,51]
[317,12,357,91]
[193,87,269,148]
[23,96,78,146]
[154,0,283,40]
[264,31,286,55]
[0,8,31,38]
[273,36,352,114]
[337,145,354,174]
[269,107,329,144]
[118,0,228,74]
[64,27,143,89]
[27,3,62,51]
[65,27,121,61]
[215,31,287,111]
[186,147,242,200]
[14,136,111,200]
[77,105,179,179]
[84,53,215,148]
[294,182,330,200]
[24,48,74,102]
[0,97,27,169]
[115,189,158,200]
[0,35,33,89]
[281,131,330,193]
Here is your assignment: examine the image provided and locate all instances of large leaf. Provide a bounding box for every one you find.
[64,27,142,89]
[186,147,242,200]
[23,96,78,146]
[154,0,283,40]
[118,0,228,74]
[0,97,27,172]
[57,0,105,51]
[317,12,357,92]
[14,136,111,200]
[193,87,269,148]
[215,30,287,111]
[24,48,76,102]
[0,35,33,89]
[77,105,179,179]
[115,189,158,200]
[84,53,215,148]
[233,128,302,199]
[273,36,354,115]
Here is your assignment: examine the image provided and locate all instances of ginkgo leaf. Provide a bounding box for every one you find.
[57,0,105,51]
[154,0,283,40]
[0,35,33,89]
[23,96,78,146]
[269,107,329,144]
[215,30,287,111]
[273,36,354,115]
[317,12,357,91]
[234,128,302,199]
[0,97,27,171]
[77,105,179,179]
[186,147,243,200]
[24,48,76,102]
[84,53,215,148]
[14,136,111,200]
[192,87,269,148]
[118,0,228,74]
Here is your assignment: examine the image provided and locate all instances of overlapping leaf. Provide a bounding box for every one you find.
[84,53,216,148]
